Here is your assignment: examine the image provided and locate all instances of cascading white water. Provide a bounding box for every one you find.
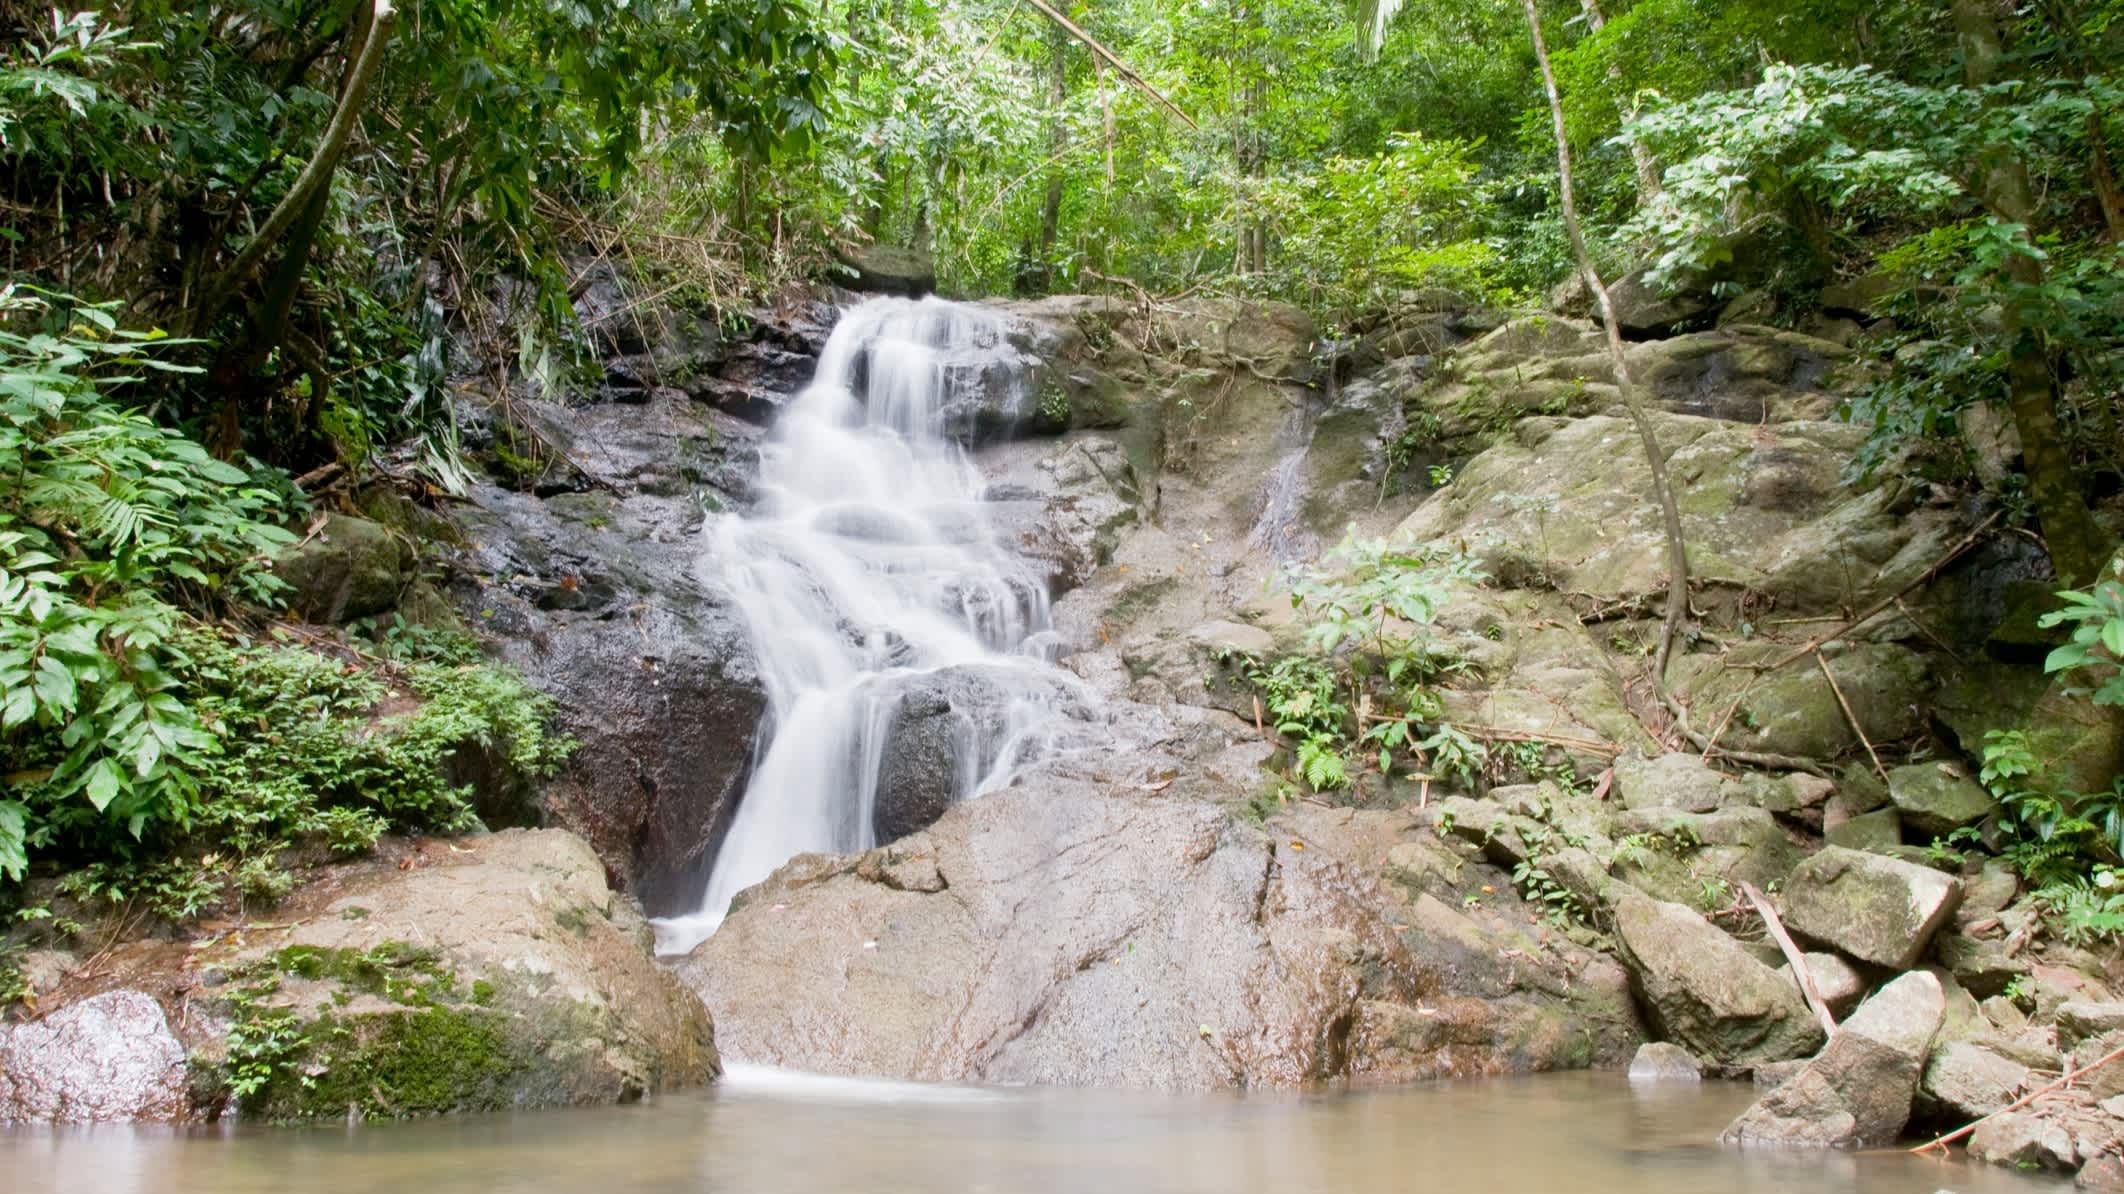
[652,297,1073,957]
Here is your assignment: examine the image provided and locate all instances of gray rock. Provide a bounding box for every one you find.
[1721,970,1945,1149]
[1824,807,1902,852]
[2081,1154,2124,1191]
[1613,752,1727,813]
[0,990,189,1123]
[1753,1059,1809,1090]
[1627,1042,1703,1083]
[1777,952,1866,1016]
[275,513,409,623]
[2060,1002,2124,1051]
[1970,1110,2077,1171]
[1918,1040,2030,1122]
[872,664,1088,844]
[1612,892,1825,1070]
[1780,845,1962,969]
[839,243,935,296]
[672,774,1613,1089]
[1607,268,1717,337]
[1932,932,2027,999]
[1186,620,1275,658]
[1887,761,1996,837]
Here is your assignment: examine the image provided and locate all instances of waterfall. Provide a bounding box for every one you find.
[652,298,1075,957]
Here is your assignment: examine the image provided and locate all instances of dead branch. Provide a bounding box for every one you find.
[1741,880,1838,1036]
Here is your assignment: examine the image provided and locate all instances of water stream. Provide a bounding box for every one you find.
[0,1072,2064,1194]
[652,297,1076,955]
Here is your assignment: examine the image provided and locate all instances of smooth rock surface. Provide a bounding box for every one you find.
[673,776,1614,1090]
[1780,845,1962,969]
[0,991,189,1123]
[275,513,409,623]
[1917,1040,2030,1122]
[1721,970,1945,1149]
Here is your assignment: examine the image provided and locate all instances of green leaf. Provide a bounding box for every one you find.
[84,758,122,811]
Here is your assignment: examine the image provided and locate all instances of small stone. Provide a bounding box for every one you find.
[1969,1110,2077,1172]
[2060,1002,2124,1051]
[1185,620,1275,657]
[2073,1031,2124,1102]
[1887,762,1997,837]
[2081,1153,2124,1191]
[1779,846,1962,970]
[1776,951,1866,1016]
[1627,1042,1703,1083]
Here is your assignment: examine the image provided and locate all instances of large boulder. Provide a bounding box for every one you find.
[1722,970,1945,1148]
[274,513,410,623]
[1392,412,1968,616]
[671,775,1621,1090]
[871,665,1092,844]
[217,830,716,1121]
[1611,891,1825,1070]
[838,243,935,296]
[1780,845,1962,969]
[0,991,189,1123]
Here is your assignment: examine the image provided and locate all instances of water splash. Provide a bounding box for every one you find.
[652,298,1075,956]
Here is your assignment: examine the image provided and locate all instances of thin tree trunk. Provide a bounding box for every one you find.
[1521,0,1690,680]
[1577,0,1663,205]
[1955,0,2106,586]
[1035,21,1067,291]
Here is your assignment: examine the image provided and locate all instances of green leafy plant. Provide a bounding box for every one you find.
[0,288,296,880]
[2040,567,2124,709]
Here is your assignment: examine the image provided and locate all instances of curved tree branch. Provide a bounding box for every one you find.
[191,0,397,336]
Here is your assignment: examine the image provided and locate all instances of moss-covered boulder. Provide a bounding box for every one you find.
[210,830,715,1121]
[273,513,410,623]
[1779,845,1961,970]
[1887,761,1997,837]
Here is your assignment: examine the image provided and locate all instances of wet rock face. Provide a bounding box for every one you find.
[452,471,766,912]
[1722,971,1945,1149]
[871,666,1093,845]
[671,775,1627,1090]
[0,991,189,1123]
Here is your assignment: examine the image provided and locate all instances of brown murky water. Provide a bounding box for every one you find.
[0,1068,2068,1194]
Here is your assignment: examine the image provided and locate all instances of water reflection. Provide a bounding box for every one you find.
[0,1072,2068,1194]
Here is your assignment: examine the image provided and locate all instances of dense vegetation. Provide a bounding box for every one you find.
[1,0,2121,946]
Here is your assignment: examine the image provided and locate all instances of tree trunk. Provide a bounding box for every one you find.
[1521,0,1690,678]
[1954,0,2106,586]
[1577,0,1663,206]
[1035,20,1067,291]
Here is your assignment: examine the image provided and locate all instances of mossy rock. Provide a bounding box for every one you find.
[211,831,717,1122]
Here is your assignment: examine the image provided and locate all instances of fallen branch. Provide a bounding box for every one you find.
[1741,880,1837,1036]
[1912,1038,2124,1154]
[1815,649,1890,783]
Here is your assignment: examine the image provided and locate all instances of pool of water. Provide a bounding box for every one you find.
[0,1068,2066,1194]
